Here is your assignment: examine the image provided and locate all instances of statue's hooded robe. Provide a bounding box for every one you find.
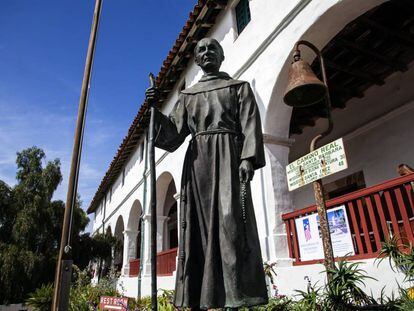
[154,72,268,309]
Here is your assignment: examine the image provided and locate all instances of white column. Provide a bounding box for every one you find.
[122,229,139,276]
[173,193,181,269]
[141,215,169,275]
[157,216,169,252]
[173,193,181,242]
[264,134,295,266]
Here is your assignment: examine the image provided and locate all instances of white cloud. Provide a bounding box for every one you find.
[0,97,117,219]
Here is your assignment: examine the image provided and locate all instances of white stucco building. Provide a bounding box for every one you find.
[88,0,414,299]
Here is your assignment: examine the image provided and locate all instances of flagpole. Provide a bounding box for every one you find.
[52,0,103,309]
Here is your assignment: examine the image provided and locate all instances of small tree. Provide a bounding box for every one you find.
[0,146,89,304]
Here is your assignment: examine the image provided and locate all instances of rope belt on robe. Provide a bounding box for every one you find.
[191,128,238,139]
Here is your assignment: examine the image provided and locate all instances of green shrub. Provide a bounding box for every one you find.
[26,283,53,311]
[29,252,414,311]
[26,266,120,311]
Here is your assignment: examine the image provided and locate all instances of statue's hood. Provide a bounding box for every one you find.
[181,72,246,94]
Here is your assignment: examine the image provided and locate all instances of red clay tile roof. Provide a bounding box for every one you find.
[87,0,228,214]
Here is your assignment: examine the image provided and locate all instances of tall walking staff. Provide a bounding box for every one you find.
[52,0,103,309]
[148,73,158,311]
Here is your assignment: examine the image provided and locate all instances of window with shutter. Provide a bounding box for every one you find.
[235,0,251,34]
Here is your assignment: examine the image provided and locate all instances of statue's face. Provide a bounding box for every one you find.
[194,38,224,74]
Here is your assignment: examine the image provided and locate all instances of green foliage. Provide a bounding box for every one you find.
[377,238,414,310]
[378,236,414,282]
[0,180,15,243]
[0,146,90,304]
[90,231,119,260]
[397,287,414,311]
[127,295,151,310]
[0,243,44,303]
[26,284,54,311]
[26,259,411,311]
[294,282,323,310]
[157,289,180,311]
[324,260,375,309]
[248,297,294,311]
[27,266,120,311]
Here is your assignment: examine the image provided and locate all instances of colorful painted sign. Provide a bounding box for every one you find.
[286,138,348,191]
[295,205,354,261]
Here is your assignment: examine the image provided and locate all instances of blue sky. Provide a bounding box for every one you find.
[0,1,195,223]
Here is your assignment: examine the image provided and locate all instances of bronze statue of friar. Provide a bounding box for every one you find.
[146,38,268,310]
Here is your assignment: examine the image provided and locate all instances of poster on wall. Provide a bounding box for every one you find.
[295,205,355,261]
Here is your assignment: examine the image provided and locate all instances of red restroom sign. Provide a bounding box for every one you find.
[99,296,128,310]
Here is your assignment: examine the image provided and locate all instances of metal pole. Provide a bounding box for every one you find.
[296,40,336,278]
[148,73,158,310]
[138,132,149,299]
[52,0,103,309]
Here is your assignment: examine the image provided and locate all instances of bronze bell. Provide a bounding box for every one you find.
[283,59,327,107]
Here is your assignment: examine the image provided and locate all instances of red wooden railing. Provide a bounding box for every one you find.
[282,173,414,265]
[129,258,140,276]
[129,247,178,277]
[157,247,178,276]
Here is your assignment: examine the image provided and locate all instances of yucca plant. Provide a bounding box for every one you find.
[378,236,405,272]
[376,286,399,309]
[294,282,323,311]
[324,260,376,309]
[378,237,414,282]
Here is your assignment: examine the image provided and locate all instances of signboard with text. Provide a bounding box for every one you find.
[286,138,348,191]
[295,205,355,261]
[99,296,128,311]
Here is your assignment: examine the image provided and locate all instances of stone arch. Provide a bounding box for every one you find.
[126,200,143,265]
[114,215,125,273]
[265,0,387,138]
[127,200,142,231]
[263,0,389,263]
[155,171,178,251]
[288,0,414,206]
[156,172,176,215]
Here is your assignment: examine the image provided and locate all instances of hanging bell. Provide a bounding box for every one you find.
[283,59,327,107]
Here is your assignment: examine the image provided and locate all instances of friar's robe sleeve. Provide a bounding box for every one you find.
[237,82,266,170]
[154,94,190,152]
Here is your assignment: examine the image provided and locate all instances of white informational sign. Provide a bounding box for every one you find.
[295,205,355,261]
[286,138,348,191]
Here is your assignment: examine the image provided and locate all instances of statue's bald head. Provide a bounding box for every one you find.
[194,38,225,74]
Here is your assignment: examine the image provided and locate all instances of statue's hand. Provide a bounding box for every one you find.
[145,86,159,107]
[239,159,254,183]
